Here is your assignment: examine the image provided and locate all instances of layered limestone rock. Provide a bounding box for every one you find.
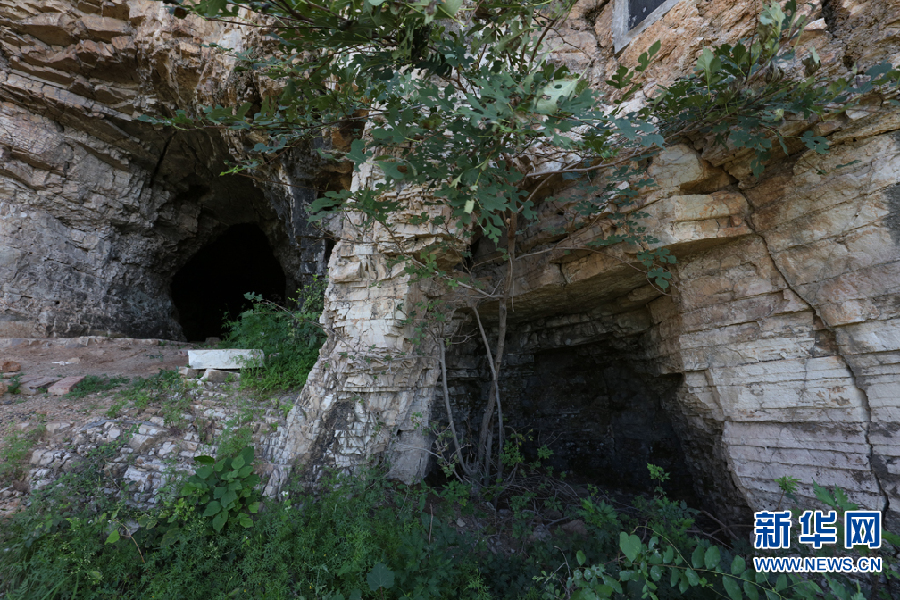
[0,0,327,339]
[3,0,900,527]
[264,187,466,490]
[270,0,900,525]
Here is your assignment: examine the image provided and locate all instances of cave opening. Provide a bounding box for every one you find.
[444,320,700,506]
[171,223,287,342]
[501,345,697,502]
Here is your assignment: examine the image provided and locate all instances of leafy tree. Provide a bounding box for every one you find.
[149,0,900,487]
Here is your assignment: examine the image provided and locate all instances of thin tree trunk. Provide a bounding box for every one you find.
[437,335,472,478]
[473,213,516,485]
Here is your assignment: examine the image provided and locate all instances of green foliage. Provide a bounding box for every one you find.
[7,373,22,395]
[775,475,801,508]
[150,0,899,283]
[544,477,898,600]
[647,463,670,498]
[177,446,262,532]
[108,369,195,427]
[2,457,897,600]
[216,420,254,459]
[222,276,327,391]
[0,419,45,485]
[67,375,129,399]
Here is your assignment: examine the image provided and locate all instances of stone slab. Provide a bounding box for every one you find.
[187,349,263,370]
[48,376,86,396]
[0,361,21,372]
[201,369,236,383]
[21,376,60,395]
[178,367,200,379]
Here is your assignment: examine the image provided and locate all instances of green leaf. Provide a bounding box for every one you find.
[347,139,368,166]
[812,481,836,508]
[231,454,246,470]
[704,546,721,570]
[367,563,395,591]
[744,580,760,600]
[248,501,261,514]
[238,513,253,528]
[161,527,181,547]
[196,465,214,479]
[221,490,238,509]
[105,530,120,545]
[620,532,642,563]
[438,0,464,17]
[723,576,743,600]
[212,511,228,532]
[691,545,705,569]
[576,550,587,566]
[378,160,406,180]
[203,501,223,518]
[686,569,700,586]
[194,455,215,465]
[695,48,722,87]
[731,555,746,575]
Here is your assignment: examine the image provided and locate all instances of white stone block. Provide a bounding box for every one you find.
[188,349,264,370]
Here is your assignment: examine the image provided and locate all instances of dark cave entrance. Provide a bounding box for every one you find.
[171,223,287,342]
[502,346,696,502]
[444,324,699,505]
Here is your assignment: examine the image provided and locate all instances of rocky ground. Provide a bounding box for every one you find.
[0,336,271,519]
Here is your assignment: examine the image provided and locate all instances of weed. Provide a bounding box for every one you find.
[177,446,261,532]
[0,419,45,485]
[216,419,253,459]
[2,455,897,599]
[105,398,127,418]
[110,370,198,425]
[7,373,22,394]
[222,276,326,392]
[67,375,129,399]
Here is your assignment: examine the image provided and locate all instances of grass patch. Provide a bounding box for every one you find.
[104,370,196,427]
[67,375,129,399]
[0,419,45,486]
[7,373,23,395]
[221,276,326,392]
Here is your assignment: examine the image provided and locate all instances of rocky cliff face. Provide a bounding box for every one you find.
[0,0,328,340]
[3,0,900,526]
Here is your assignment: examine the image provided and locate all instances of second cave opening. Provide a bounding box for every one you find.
[171,223,287,342]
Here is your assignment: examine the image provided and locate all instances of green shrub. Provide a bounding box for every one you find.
[105,370,194,426]
[222,276,327,392]
[177,446,262,532]
[67,375,129,399]
[0,419,45,485]
[3,455,896,599]
[7,373,22,395]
